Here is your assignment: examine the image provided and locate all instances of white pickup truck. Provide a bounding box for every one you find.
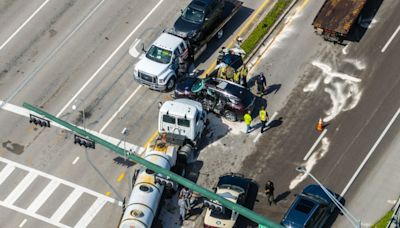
[133,33,190,91]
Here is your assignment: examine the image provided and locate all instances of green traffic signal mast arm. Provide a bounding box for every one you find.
[23,102,282,228]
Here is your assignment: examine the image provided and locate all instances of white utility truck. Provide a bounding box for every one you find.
[119,98,207,228]
[132,0,242,91]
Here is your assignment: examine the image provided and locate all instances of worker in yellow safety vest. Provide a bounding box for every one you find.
[233,70,240,84]
[240,65,248,87]
[259,106,269,133]
[244,111,253,134]
[217,66,227,79]
[225,66,234,81]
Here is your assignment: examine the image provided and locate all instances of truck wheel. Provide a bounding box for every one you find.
[166,77,176,91]
[224,110,237,122]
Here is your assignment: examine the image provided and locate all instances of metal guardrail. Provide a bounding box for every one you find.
[387,197,400,228]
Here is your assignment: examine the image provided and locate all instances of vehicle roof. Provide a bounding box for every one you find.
[190,0,214,9]
[209,78,252,99]
[160,99,202,120]
[312,0,368,34]
[282,185,333,227]
[217,173,250,191]
[153,33,183,51]
[216,188,240,203]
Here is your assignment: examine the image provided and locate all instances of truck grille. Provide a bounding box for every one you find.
[139,72,156,83]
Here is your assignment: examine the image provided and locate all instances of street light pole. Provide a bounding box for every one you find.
[295,167,361,228]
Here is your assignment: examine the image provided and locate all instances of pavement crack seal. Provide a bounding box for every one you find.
[289,137,330,190]
[304,60,363,122]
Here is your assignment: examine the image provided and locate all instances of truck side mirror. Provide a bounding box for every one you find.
[181,9,184,14]
[158,102,163,109]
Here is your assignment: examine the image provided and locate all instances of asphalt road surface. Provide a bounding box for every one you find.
[0,0,267,227]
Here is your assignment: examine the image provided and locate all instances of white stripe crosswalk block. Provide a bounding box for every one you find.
[51,189,82,222]
[27,180,60,213]
[4,172,38,205]
[75,198,107,227]
[0,164,15,185]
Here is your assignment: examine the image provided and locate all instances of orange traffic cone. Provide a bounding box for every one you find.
[316,118,324,132]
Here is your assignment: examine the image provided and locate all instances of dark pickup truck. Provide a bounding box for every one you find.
[170,0,242,59]
[312,0,368,43]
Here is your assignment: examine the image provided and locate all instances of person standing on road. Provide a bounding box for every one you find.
[244,111,253,134]
[256,72,267,95]
[259,106,269,133]
[264,180,276,206]
[178,196,189,225]
[179,187,192,212]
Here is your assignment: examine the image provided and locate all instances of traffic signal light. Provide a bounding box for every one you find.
[154,175,174,189]
[74,134,95,149]
[29,114,50,127]
[203,200,224,213]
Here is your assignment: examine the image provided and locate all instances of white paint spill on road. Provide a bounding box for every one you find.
[312,61,361,83]
[303,128,327,160]
[343,58,366,70]
[309,61,363,122]
[289,137,330,190]
[342,44,350,55]
[303,77,321,92]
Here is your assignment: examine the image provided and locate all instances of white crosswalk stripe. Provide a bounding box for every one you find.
[0,157,122,227]
[4,172,38,205]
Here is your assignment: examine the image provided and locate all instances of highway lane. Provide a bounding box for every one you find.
[0,0,267,227]
[0,0,184,227]
[235,0,400,225]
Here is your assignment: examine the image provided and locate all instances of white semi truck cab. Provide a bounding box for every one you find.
[133,33,190,91]
[119,99,206,228]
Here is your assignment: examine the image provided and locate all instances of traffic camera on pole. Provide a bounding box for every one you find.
[74,135,95,149]
[203,199,225,213]
[29,114,50,127]
[154,174,175,189]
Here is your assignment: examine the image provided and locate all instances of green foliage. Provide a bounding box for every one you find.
[372,210,394,228]
[241,0,291,55]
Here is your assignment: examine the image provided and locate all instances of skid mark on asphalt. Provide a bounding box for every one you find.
[303,60,364,122]
[289,137,330,190]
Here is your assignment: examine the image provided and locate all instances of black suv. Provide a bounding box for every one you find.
[174,77,255,121]
[173,0,224,43]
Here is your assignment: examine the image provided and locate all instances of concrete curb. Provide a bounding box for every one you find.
[244,0,300,69]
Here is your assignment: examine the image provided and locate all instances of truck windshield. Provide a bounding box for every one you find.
[146,45,172,64]
[182,6,205,24]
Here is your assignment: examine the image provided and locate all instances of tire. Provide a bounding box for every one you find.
[166,77,176,91]
[224,110,237,122]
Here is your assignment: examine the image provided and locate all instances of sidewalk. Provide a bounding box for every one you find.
[333,128,400,227]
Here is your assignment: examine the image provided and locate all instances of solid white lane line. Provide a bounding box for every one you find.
[341,105,400,196]
[18,218,27,227]
[0,156,121,205]
[74,198,107,227]
[99,85,142,133]
[0,0,51,51]
[1,0,107,108]
[0,99,145,156]
[4,172,38,205]
[56,0,165,117]
[381,25,400,53]
[0,163,15,185]
[253,112,278,143]
[72,156,80,165]
[0,200,69,228]
[303,128,328,161]
[27,180,60,213]
[51,189,82,222]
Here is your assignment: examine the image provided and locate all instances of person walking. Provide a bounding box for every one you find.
[179,187,192,212]
[259,106,269,133]
[256,72,267,95]
[178,196,189,225]
[240,65,248,87]
[244,111,253,134]
[264,180,275,206]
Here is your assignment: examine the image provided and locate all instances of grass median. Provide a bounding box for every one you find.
[372,210,393,228]
[241,0,292,55]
